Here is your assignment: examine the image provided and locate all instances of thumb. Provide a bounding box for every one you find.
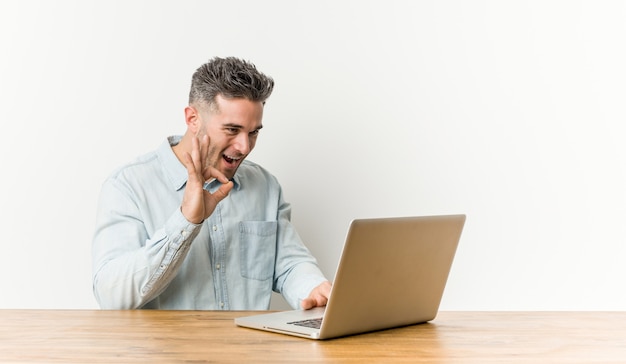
[212,180,234,203]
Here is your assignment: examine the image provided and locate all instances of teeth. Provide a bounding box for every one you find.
[224,155,241,161]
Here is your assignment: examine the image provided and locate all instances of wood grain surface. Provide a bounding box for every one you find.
[1,310,625,363]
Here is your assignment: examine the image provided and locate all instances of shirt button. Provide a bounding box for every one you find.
[212,225,218,231]
[181,231,188,238]
[216,264,221,270]
[220,302,224,308]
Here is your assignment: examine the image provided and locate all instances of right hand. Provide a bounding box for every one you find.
[180,135,233,224]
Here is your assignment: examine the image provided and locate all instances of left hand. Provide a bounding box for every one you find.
[300,281,332,310]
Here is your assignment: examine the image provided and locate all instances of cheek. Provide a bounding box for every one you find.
[207,145,221,163]
[249,136,258,150]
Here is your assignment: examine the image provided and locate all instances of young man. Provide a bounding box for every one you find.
[92,57,331,310]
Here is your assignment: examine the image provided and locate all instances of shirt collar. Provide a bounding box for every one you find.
[159,136,241,191]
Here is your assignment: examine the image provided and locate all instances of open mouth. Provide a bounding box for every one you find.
[223,154,242,166]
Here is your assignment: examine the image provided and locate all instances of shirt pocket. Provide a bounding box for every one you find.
[239,221,277,281]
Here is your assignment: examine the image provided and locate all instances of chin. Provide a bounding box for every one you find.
[220,169,237,180]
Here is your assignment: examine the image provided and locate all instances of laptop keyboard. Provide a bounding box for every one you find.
[287,317,323,329]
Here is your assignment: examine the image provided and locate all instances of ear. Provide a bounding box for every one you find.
[184,106,200,131]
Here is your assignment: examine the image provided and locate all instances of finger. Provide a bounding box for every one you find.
[182,150,206,188]
[300,296,326,310]
[300,282,332,310]
[211,180,234,202]
[199,134,210,170]
[190,135,202,172]
[181,152,198,178]
[203,166,230,184]
[315,294,329,307]
[202,181,233,219]
[300,298,314,310]
[319,281,332,298]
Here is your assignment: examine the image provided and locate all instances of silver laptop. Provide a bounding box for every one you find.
[235,214,466,340]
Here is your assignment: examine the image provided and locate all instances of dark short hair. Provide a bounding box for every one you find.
[189,57,274,109]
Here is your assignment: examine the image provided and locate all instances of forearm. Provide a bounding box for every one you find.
[278,263,328,309]
[93,209,201,309]
[272,197,328,309]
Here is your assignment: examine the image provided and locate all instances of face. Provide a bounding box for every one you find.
[193,95,264,179]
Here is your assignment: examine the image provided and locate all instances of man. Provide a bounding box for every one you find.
[92,57,331,310]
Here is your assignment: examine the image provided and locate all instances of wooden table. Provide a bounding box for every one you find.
[1,310,624,363]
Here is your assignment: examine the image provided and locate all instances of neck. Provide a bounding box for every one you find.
[171,132,193,165]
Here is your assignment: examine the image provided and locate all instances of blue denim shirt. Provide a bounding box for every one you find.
[92,136,327,310]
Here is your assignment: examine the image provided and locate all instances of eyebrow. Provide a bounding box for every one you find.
[223,123,263,131]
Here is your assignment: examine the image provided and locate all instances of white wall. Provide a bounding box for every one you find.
[1,0,624,310]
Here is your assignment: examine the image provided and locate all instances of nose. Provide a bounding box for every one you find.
[234,133,251,155]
